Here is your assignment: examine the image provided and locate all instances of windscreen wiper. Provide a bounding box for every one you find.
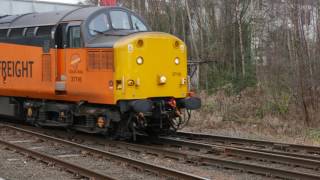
[89,29,106,35]
[103,30,127,36]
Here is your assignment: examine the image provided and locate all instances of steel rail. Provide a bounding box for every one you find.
[42,130,320,180]
[160,137,320,172]
[229,145,320,161]
[196,157,320,180]
[90,138,320,180]
[35,130,320,180]
[0,139,116,180]
[176,131,320,155]
[0,125,207,180]
[3,123,320,179]
[174,132,320,161]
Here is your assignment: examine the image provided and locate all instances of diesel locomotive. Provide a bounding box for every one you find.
[0,6,201,139]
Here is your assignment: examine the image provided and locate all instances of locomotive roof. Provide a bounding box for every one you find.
[0,6,121,29]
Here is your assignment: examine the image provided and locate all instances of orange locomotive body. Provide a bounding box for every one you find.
[0,45,114,104]
[0,7,201,139]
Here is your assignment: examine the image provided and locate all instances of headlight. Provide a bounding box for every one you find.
[174,58,180,65]
[159,75,167,84]
[136,57,144,65]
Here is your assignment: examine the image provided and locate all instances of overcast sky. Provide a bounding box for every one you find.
[43,0,82,4]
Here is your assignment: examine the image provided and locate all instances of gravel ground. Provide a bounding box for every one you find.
[91,145,268,180]
[183,125,320,146]
[0,124,278,180]
[159,136,320,177]
[39,129,270,180]
[0,132,157,180]
[0,144,74,180]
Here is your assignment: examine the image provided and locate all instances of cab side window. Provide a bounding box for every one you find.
[25,27,36,38]
[0,29,8,39]
[36,26,53,38]
[68,26,81,48]
[9,28,24,39]
[54,23,67,48]
[131,15,147,31]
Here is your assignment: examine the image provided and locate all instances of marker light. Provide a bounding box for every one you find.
[174,41,180,48]
[181,78,187,85]
[159,75,167,85]
[136,57,144,65]
[127,80,135,86]
[137,39,144,48]
[174,58,180,65]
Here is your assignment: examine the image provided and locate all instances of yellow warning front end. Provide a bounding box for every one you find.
[113,32,188,102]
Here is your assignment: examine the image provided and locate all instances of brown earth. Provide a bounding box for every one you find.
[185,89,320,146]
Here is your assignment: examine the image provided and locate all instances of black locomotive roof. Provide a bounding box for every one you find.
[0,6,150,48]
[0,15,21,28]
[0,6,118,29]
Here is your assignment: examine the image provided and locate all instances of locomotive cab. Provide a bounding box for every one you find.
[113,32,191,135]
[80,7,201,136]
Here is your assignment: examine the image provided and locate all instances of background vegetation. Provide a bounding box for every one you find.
[86,0,320,130]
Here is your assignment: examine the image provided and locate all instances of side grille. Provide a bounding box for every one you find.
[87,50,114,71]
[42,54,51,82]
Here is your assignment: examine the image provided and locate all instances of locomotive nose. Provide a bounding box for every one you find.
[113,32,188,101]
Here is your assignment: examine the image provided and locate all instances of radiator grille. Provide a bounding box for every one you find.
[87,50,113,71]
[42,54,51,82]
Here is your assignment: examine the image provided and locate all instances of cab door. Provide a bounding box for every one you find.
[54,22,82,94]
[54,23,68,94]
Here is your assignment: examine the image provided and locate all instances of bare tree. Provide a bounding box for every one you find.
[82,0,320,127]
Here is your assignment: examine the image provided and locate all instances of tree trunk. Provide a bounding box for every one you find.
[236,0,246,78]
[185,0,200,61]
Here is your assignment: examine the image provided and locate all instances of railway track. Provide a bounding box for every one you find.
[2,123,320,179]
[18,127,320,180]
[0,139,116,180]
[109,139,320,179]
[175,131,320,157]
[155,137,320,179]
[52,132,320,179]
[0,125,206,180]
